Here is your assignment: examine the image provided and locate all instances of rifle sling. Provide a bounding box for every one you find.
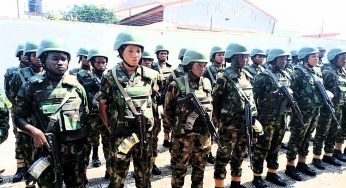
[207,66,216,84]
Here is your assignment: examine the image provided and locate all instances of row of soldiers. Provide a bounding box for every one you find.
[1,30,346,188]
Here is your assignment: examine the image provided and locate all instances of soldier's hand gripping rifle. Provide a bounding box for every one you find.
[178,92,225,150]
[312,75,341,130]
[135,110,148,170]
[244,102,253,169]
[46,133,63,188]
[279,86,306,128]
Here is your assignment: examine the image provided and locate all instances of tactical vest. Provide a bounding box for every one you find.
[257,69,291,115]
[111,65,156,123]
[293,65,323,109]
[77,70,102,111]
[174,75,212,134]
[29,75,86,142]
[221,67,257,116]
[205,64,221,85]
[323,67,346,104]
[245,63,264,79]
[158,61,173,81]
[18,67,35,83]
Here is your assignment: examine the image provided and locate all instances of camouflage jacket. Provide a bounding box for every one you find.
[212,65,257,122]
[9,67,44,104]
[0,91,10,144]
[322,64,346,105]
[97,63,159,137]
[69,67,91,76]
[164,73,212,135]
[290,64,323,110]
[4,66,19,98]
[253,68,291,115]
[244,63,264,83]
[77,69,104,112]
[14,74,88,142]
[203,64,223,86]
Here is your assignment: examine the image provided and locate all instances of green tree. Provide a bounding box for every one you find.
[63,4,118,24]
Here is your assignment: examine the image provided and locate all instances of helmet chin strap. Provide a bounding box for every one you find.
[123,60,136,68]
[306,62,314,68]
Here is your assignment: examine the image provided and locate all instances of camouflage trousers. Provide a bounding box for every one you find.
[15,131,35,167]
[335,105,346,143]
[108,129,153,188]
[287,108,320,161]
[36,139,86,188]
[314,105,343,155]
[84,115,110,170]
[214,115,247,179]
[152,115,161,157]
[171,133,211,188]
[253,114,286,174]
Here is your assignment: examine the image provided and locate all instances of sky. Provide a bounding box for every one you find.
[0,0,344,35]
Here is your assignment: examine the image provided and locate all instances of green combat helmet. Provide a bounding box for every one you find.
[178,48,187,61]
[36,38,71,60]
[266,48,290,62]
[114,31,144,51]
[76,48,89,57]
[87,48,109,62]
[291,50,298,57]
[23,41,38,55]
[225,43,250,59]
[182,49,209,66]
[142,51,154,60]
[155,44,169,54]
[327,47,346,62]
[209,46,225,61]
[250,48,266,57]
[297,47,319,61]
[15,44,24,57]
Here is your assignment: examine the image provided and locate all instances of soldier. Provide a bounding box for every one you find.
[69,47,90,75]
[251,48,290,188]
[312,47,346,170]
[213,43,262,188]
[14,38,88,187]
[285,47,323,181]
[165,49,212,188]
[318,46,326,65]
[141,51,155,68]
[152,44,174,148]
[10,41,44,184]
[98,31,159,188]
[0,90,11,183]
[4,43,29,98]
[77,48,110,182]
[203,46,225,164]
[244,48,266,82]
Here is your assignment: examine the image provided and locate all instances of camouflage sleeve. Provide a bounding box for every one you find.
[212,73,228,120]
[76,83,89,114]
[97,72,113,105]
[13,82,33,128]
[0,99,9,144]
[163,81,180,131]
[8,73,22,104]
[322,71,336,91]
[290,69,303,96]
[253,74,272,99]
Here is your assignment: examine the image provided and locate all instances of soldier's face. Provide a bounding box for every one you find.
[336,53,346,68]
[307,53,319,67]
[81,56,89,66]
[141,58,153,67]
[45,52,69,75]
[93,56,107,71]
[253,55,265,65]
[191,62,207,78]
[20,53,30,67]
[236,54,250,69]
[214,52,225,65]
[122,45,142,67]
[275,56,287,70]
[30,52,42,67]
[158,51,168,62]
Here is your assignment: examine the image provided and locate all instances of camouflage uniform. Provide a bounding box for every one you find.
[0,91,10,144]
[14,73,88,187]
[286,64,323,161]
[252,68,290,174]
[213,64,257,178]
[77,69,110,172]
[97,63,159,188]
[204,64,222,86]
[165,72,212,188]
[4,67,19,98]
[244,63,264,83]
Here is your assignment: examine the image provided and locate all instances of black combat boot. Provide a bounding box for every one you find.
[265,172,287,186]
[163,140,171,148]
[104,170,110,179]
[312,158,325,170]
[285,165,302,181]
[252,176,268,188]
[152,164,162,175]
[12,167,27,183]
[207,152,216,164]
[322,155,341,166]
[92,147,101,168]
[230,181,245,188]
[296,162,316,176]
[333,149,346,162]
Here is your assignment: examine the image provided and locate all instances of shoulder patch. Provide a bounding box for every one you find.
[62,74,80,86]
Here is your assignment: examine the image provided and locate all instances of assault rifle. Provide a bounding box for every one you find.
[312,75,341,130]
[178,93,224,150]
[46,133,63,188]
[136,111,148,170]
[244,102,253,169]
